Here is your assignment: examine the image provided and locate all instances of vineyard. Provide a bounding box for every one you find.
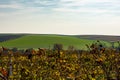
[0,42,120,80]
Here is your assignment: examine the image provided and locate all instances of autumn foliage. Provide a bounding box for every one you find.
[0,42,120,80]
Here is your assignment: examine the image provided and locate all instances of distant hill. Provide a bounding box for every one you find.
[0,34,110,50]
[0,34,25,42]
[74,35,120,42]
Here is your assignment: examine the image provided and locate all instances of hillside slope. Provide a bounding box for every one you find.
[0,34,25,42]
[74,35,120,41]
[0,34,111,50]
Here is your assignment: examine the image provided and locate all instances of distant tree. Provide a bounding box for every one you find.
[68,45,75,54]
[68,45,75,51]
[53,43,63,51]
[11,47,18,52]
[53,43,63,58]
[110,41,115,48]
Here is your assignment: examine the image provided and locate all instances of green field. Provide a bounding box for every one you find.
[0,34,111,50]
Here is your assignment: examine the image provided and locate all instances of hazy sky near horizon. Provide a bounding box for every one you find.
[0,0,120,35]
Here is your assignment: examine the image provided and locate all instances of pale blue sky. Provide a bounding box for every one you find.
[0,0,120,35]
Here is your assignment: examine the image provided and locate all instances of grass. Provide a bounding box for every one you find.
[0,34,111,50]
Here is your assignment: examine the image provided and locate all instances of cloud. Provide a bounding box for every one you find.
[34,0,56,5]
[53,7,108,13]
[0,0,120,17]
[0,7,43,17]
[0,0,45,17]
[52,0,120,16]
[0,4,23,9]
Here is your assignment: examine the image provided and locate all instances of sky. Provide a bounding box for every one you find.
[0,0,120,35]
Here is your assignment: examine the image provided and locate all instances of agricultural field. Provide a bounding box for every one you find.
[0,34,111,50]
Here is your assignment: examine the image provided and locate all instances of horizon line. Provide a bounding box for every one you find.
[0,32,120,36]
